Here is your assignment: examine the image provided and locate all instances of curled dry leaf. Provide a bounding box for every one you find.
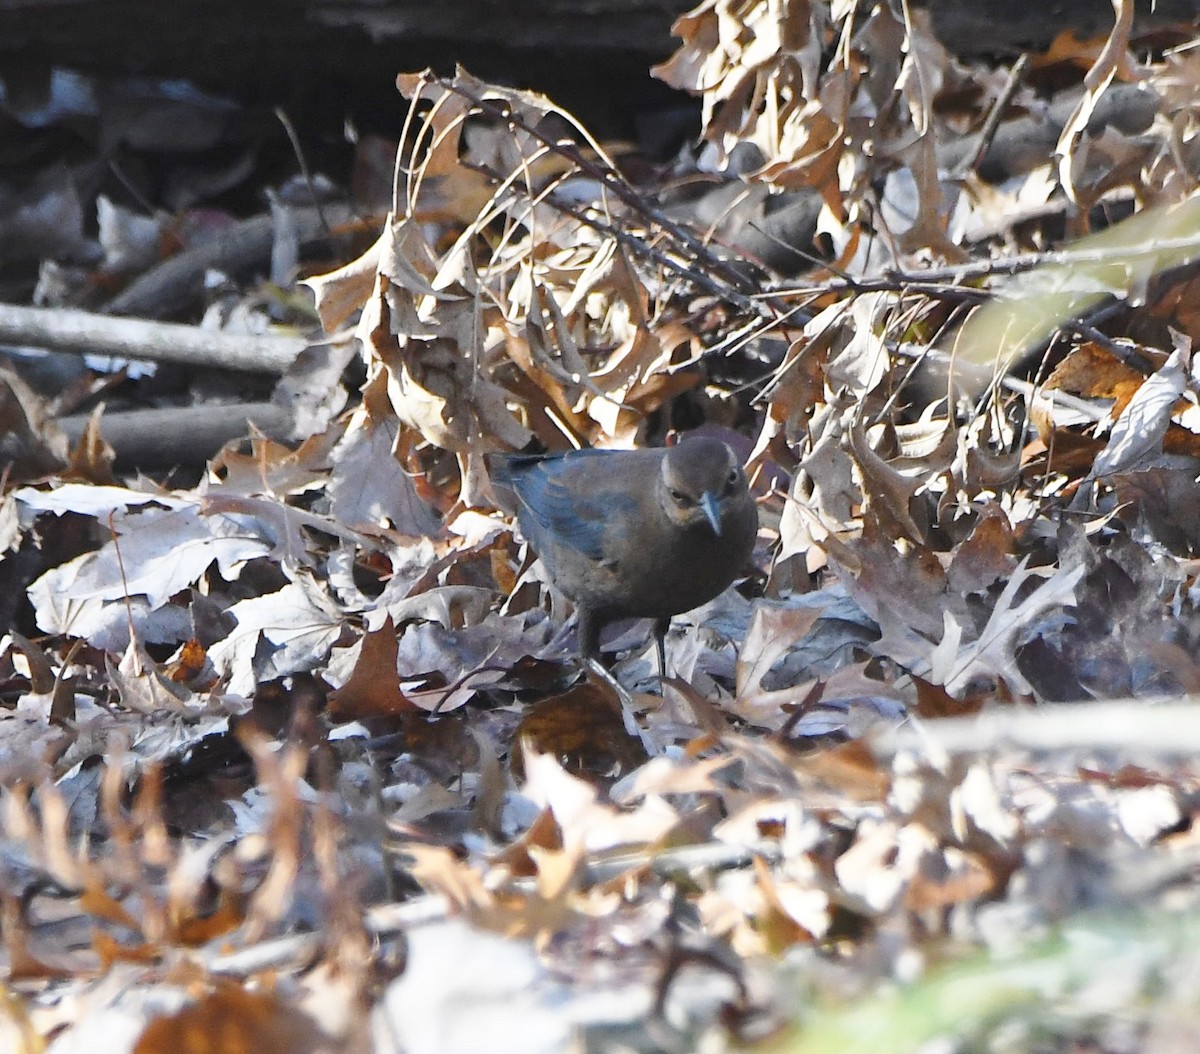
[511,683,649,784]
[12,7,1200,1049]
[303,69,714,506]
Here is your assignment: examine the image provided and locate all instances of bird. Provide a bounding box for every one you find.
[488,435,758,676]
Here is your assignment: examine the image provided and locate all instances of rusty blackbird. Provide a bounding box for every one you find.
[489,436,758,673]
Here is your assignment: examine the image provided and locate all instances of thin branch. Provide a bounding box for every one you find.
[769,233,1200,297]
[0,304,305,375]
[955,54,1031,179]
[875,699,1200,758]
[548,194,774,319]
[59,402,292,467]
[437,76,766,310]
[105,203,360,319]
[274,106,335,242]
[891,341,1110,423]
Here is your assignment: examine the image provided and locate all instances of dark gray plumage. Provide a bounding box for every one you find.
[489,436,758,670]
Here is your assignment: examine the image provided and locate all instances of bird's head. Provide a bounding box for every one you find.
[657,437,748,535]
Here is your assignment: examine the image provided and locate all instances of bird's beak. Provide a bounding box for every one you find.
[699,492,722,535]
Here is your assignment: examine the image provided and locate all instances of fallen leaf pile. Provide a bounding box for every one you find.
[4,3,1200,1051]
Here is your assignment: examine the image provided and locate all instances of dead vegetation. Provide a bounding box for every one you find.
[3,2,1200,1051]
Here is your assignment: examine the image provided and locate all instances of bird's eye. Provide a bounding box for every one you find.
[669,489,689,505]
[725,469,739,491]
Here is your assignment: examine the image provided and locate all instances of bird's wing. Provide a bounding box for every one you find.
[512,457,612,560]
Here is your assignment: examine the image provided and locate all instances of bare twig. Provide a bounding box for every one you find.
[954,54,1031,179]
[206,931,325,976]
[548,193,775,320]
[59,402,291,467]
[274,106,335,242]
[437,76,768,314]
[889,341,1111,423]
[1061,319,1157,374]
[580,840,782,884]
[770,233,1200,298]
[875,699,1200,758]
[0,304,305,375]
[105,203,360,319]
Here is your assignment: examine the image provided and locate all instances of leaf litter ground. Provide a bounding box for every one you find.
[4,5,1200,1052]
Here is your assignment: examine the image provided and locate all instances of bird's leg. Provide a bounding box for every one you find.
[576,607,601,662]
[652,618,670,685]
[576,609,642,731]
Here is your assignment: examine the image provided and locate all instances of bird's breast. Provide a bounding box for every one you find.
[570,513,753,619]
